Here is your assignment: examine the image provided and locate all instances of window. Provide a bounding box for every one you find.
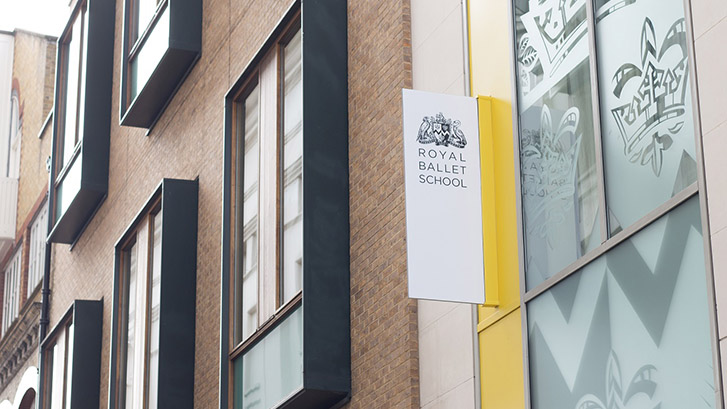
[223,2,349,409]
[232,22,303,345]
[514,0,699,289]
[54,4,88,225]
[2,245,22,334]
[230,27,307,403]
[40,300,102,409]
[28,202,48,297]
[512,0,717,407]
[110,179,197,409]
[119,0,201,128]
[116,206,161,409]
[49,0,114,244]
[43,318,73,409]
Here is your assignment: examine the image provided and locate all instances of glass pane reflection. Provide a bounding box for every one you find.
[514,0,601,289]
[282,29,303,305]
[130,7,169,101]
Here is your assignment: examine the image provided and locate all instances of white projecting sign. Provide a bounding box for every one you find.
[402,89,485,304]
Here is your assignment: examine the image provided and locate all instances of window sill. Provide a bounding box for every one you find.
[48,187,106,244]
[230,291,302,360]
[120,47,200,129]
[120,0,202,130]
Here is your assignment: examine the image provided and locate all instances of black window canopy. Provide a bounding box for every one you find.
[40,300,103,409]
[119,0,202,128]
[223,1,350,408]
[48,0,115,244]
[109,178,198,409]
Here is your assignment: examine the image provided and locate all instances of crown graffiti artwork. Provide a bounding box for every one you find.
[517,0,636,97]
[519,0,587,80]
[610,17,690,176]
[521,105,581,238]
[416,112,467,148]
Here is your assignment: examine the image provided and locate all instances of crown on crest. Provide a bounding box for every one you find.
[610,18,689,176]
[519,0,587,77]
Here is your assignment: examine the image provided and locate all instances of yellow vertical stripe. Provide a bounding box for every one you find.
[479,97,499,307]
[479,310,524,409]
[469,0,526,407]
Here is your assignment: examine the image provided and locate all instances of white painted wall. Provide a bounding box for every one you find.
[410,1,478,408]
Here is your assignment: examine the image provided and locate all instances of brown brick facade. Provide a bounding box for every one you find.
[347,0,419,408]
[0,29,54,405]
[13,30,54,238]
[41,1,420,409]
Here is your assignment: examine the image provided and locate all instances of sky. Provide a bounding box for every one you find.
[0,0,70,37]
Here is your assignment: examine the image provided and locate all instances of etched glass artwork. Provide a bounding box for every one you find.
[595,0,697,235]
[527,197,714,409]
[514,0,601,289]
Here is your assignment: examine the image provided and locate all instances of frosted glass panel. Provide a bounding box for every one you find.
[514,0,601,289]
[527,197,714,408]
[236,307,303,409]
[595,0,696,235]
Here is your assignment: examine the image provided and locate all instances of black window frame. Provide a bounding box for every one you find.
[221,1,350,408]
[48,0,115,244]
[39,300,103,409]
[109,178,198,409]
[119,0,202,129]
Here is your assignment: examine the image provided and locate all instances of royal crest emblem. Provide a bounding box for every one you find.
[611,18,689,176]
[417,112,467,148]
[521,105,581,237]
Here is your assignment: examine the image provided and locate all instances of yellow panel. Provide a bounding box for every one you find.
[468,0,526,408]
[479,97,499,307]
[469,0,521,326]
[479,310,525,409]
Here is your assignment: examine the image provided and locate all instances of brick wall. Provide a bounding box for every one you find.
[347,1,419,408]
[44,1,420,409]
[13,30,54,237]
[46,1,297,408]
[0,29,55,405]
